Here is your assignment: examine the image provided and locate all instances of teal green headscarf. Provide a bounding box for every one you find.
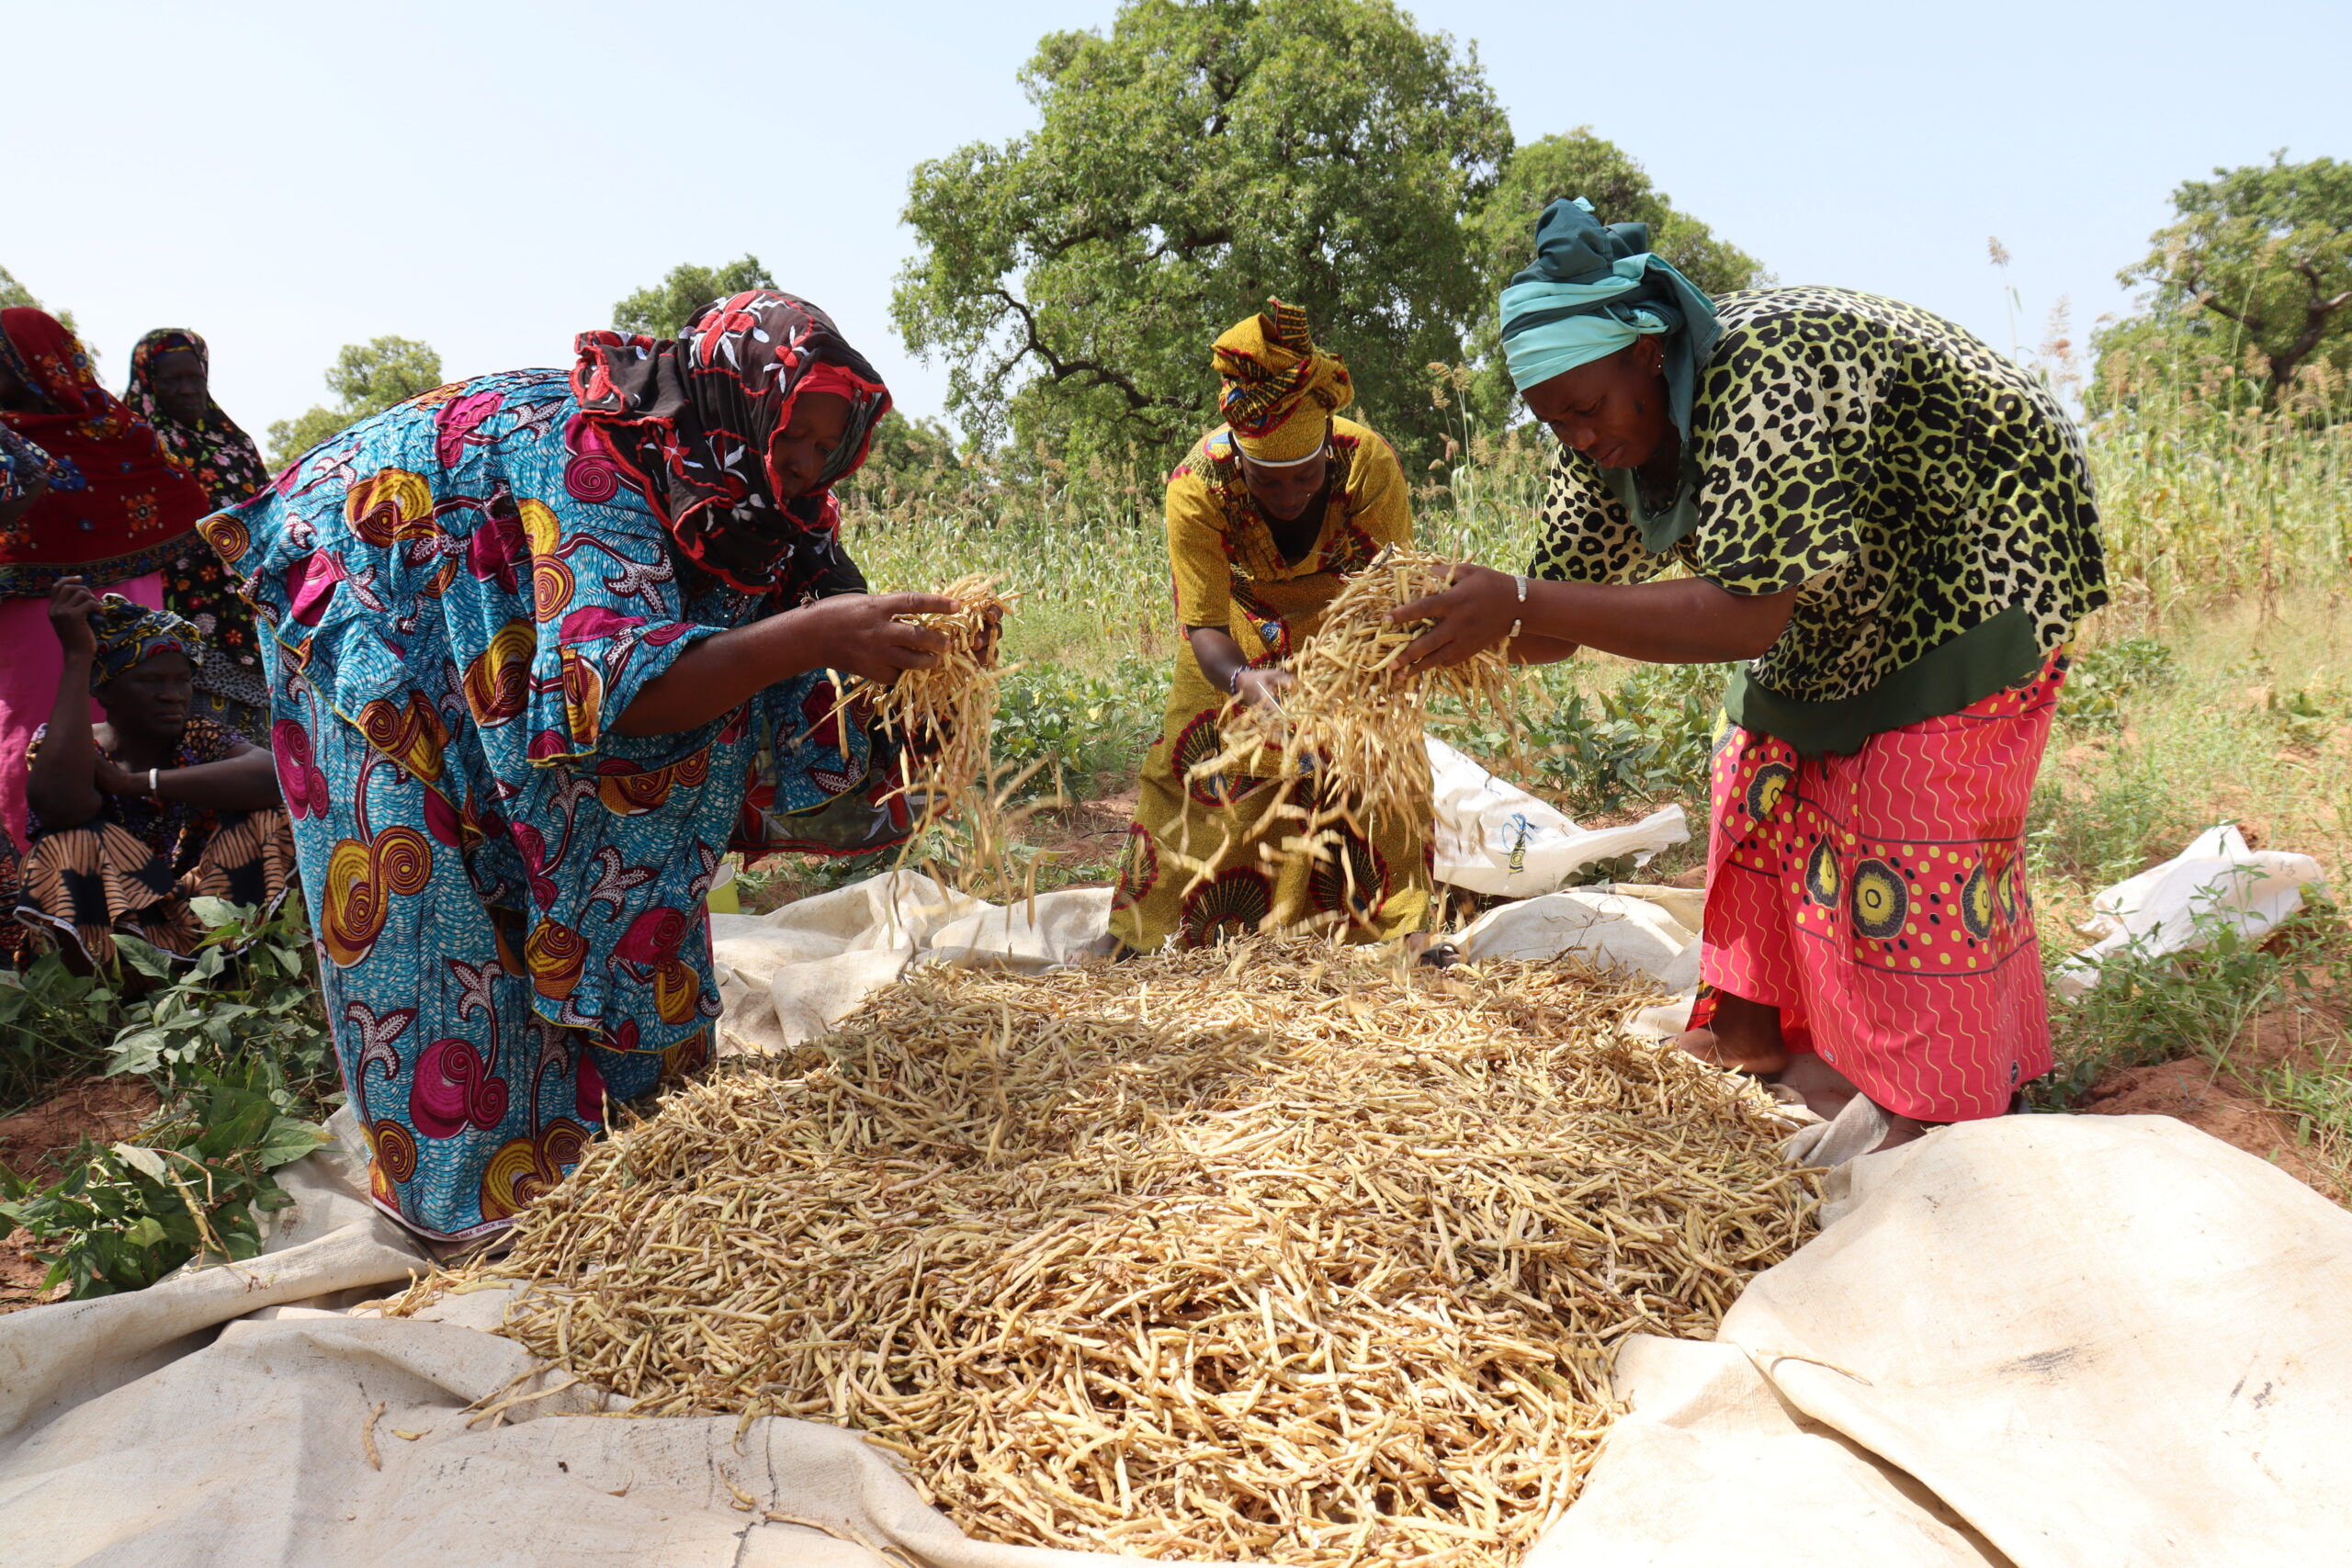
[1498,197,1723,446]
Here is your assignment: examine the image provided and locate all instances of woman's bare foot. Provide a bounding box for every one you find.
[1774,1054,1943,1152]
[1775,1050,1860,1120]
[1673,990,1791,1075]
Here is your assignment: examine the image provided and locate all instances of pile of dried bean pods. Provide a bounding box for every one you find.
[399,942,1813,1567]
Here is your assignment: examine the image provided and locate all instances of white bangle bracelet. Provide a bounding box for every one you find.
[149,767,161,795]
[1510,574,1529,641]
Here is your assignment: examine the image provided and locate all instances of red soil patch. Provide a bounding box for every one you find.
[0,1076,160,1314]
[2080,1059,2328,1191]
[2079,982,2349,1199]
[1017,789,1137,889]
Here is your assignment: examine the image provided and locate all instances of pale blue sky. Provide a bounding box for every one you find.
[6,0,2346,440]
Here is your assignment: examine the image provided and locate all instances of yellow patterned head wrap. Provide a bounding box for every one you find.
[1212,299,1353,463]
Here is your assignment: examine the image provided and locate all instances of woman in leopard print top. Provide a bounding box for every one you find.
[1398,198,2106,1150]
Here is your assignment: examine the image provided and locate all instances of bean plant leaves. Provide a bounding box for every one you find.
[110,1143,169,1181]
[111,935,176,981]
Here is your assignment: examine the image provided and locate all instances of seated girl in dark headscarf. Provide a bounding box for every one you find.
[123,329,275,734]
[17,581,294,966]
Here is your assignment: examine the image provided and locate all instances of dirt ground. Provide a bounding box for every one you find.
[0,1077,160,1313]
[2079,987,2347,1199]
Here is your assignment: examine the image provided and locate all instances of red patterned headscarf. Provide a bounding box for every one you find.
[0,309,210,596]
[571,291,891,597]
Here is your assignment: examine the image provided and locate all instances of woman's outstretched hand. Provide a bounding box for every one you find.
[1233,667,1294,712]
[1387,562,1521,672]
[614,590,961,738]
[47,575,99,660]
[794,592,958,684]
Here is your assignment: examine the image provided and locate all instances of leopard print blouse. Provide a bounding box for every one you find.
[1528,286,2108,705]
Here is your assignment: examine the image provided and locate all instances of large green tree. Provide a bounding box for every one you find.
[266,335,446,468]
[2112,152,2352,406]
[892,0,1511,466]
[1462,130,1766,423]
[612,255,778,338]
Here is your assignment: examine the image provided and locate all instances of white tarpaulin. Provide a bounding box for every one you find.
[1456,884,1702,992]
[2055,822,2325,998]
[5,1115,2348,1566]
[1426,736,1687,897]
[710,874,1114,1055]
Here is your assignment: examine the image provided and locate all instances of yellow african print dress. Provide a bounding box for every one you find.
[1109,417,1430,951]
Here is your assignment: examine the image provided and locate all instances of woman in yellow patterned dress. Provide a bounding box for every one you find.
[1106,300,1429,953]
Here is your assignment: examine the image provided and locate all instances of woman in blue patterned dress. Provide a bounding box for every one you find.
[203,292,959,1241]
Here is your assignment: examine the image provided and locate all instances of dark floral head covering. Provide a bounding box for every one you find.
[571,291,891,597]
[122,328,271,508]
[86,592,202,693]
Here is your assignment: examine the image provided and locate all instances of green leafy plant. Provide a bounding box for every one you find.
[995,659,1161,797]
[1525,661,1729,818]
[0,1061,325,1296]
[0,896,335,1299]
[2061,635,2177,733]
[0,951,119,1115]
[2031,907,2321,1111]
[105,896,339,1106]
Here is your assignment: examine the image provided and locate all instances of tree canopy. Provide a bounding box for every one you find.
[612,255,779,338]
[266,335,446,468]
[892,0,1512,467]
[2109,152,2352,407]
[1462,130,1765,422]
[1,265,85,353]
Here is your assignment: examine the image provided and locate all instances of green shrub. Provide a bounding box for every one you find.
[2062,635,2177,732]
[0,896,334,1299]
[0,953,117,1116]
[1523,661,1731,818]
[995,658,1163,796]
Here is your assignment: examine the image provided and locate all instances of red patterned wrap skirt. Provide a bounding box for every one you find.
[1693,650,2067,1122]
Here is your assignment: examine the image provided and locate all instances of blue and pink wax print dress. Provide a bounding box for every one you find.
[205,369,902,1239]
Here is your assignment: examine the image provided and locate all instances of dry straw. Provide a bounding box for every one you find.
[1185,547,1517,931]
[853,573,1055,907]
[866,572,1013,824]
[397,944,1815,1567]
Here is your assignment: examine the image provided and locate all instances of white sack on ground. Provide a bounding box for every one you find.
[920,887,1116,975]
[1458,887,1702,990]
[1711,1114,2352,1565]
[1427,734,1686,896]
[2054,822,2324,998]
[710,871,990,990]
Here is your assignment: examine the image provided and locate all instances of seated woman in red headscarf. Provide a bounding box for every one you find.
[17,581,293,967]
[0,310,210,854]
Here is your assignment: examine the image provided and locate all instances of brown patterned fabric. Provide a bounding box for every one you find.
[15,807,296,965]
